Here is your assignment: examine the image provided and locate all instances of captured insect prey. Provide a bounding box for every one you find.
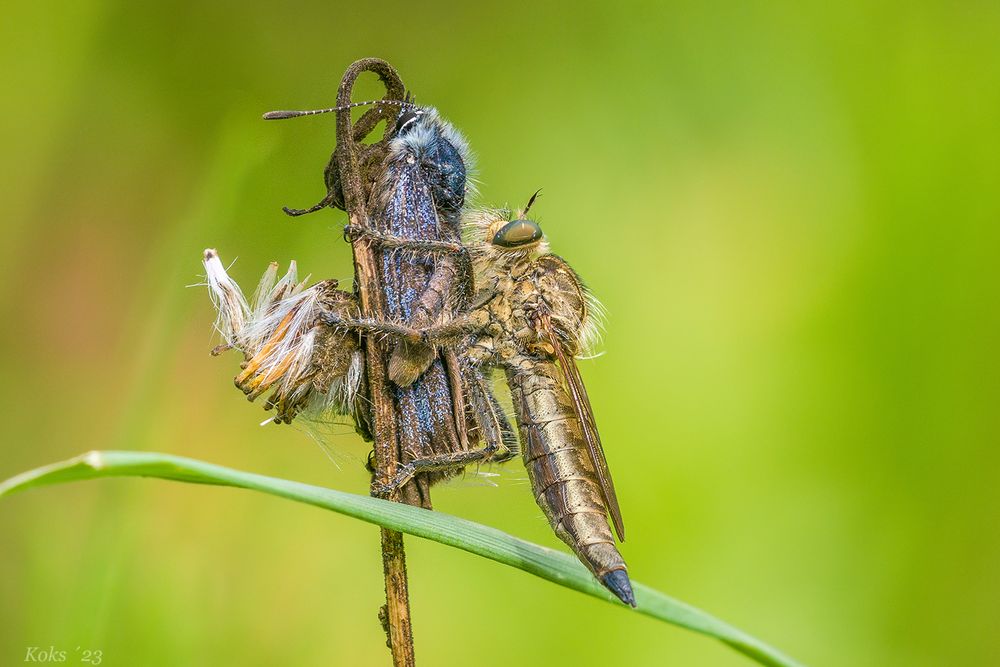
[351,105,498,479]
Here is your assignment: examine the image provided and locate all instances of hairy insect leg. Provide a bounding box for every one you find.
[465,364,517,464]
[344,225,468,256]
[322,310,487,347]
[371,364,516,497]
[443,349,471,451]
[371,449,496,497]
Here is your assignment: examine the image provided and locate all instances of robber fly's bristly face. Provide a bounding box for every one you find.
[468,206,550,279]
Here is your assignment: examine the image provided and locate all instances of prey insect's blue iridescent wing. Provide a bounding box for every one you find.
[368,112,470,479]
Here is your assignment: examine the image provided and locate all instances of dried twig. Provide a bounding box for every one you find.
[333,58,415,667]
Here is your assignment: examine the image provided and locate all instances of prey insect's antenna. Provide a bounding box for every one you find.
[263,99,417,120]
[523,188,543,216]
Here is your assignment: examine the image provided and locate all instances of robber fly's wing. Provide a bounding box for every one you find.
[541,313,625,541]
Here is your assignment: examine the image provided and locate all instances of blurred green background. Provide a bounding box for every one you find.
[2,1,998,665]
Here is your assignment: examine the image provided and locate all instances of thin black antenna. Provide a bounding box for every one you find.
[523,188,543,216]
[263,98,416,120]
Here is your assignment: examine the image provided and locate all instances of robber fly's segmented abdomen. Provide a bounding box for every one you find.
[508,358,627,580]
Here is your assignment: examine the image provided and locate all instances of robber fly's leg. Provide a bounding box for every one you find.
[475,373,518,464]
[322,310,486,347]
[344,225,467,256]
[443,349,471,451]
[370,365,516,497]
[370,450,491,497]
[322,316,423,345]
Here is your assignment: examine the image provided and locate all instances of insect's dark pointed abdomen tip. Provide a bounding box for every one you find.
[601,569,636,607]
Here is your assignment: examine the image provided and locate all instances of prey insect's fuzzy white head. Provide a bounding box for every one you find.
[389,106,474,171]
[374,105,477,217]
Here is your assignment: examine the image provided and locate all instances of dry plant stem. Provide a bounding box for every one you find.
[335,58,415,667]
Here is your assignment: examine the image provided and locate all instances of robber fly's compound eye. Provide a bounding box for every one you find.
[492,219,543,248]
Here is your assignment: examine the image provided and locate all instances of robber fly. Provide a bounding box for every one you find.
[320,195,635,606]
[465,203,632,606]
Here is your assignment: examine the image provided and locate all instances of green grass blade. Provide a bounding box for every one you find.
[1,451,806,667]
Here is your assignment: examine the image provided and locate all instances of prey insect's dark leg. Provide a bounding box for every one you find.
[283,192,337,217]
[371,364,515,497]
